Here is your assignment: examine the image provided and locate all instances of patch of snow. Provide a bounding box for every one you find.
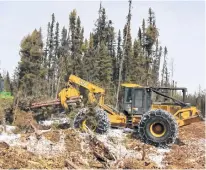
[0,125,16,133]
[123,128,134,133]
[0,130,66,157]
[39,120,54,126]
[26,131,66,157]
[95,129,142,160]
[0,132,21,146]
[148,147,170,168]
[39,117,70,126]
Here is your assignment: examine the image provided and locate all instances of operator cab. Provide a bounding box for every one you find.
[121,84,152,115]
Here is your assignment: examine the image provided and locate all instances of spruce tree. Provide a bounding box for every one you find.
[3,72,11,92]
[144,8,159,85]
[141,19,146,55]
[82,33,98,82]
[138,27,142,45]
[122,0,132,82]
[69,10,83,76]
[152,39,160,86]
[18,29,44,97]
[97,42,112,86]
[115,30,122,85]
[93,4,108,48]
[57,27,71,91]
[130,38,145,84]
[44,22,50,68]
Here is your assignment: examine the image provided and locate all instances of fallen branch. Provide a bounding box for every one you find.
[65,159,80,169]
[142,144,146,161]
[93,151,108,162]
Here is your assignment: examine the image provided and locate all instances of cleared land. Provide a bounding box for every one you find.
[0,116,205,169]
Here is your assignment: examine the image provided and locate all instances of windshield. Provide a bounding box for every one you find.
[134,90,143,108]
[125,88,132,103]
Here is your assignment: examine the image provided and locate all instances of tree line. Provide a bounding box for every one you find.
[0,2,204,108]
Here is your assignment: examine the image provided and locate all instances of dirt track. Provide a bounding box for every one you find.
[0,121,205,169]
[163,121,205,169]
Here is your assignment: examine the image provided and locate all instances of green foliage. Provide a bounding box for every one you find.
[12,3,177,107]
[18,29,44,97]
[3,72,12,92]
[0,92,13,99]
[0,98,13,123]
[97,42,112,86]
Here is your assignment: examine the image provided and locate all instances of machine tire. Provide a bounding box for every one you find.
[73,107,110,134]
[138,109,178,148]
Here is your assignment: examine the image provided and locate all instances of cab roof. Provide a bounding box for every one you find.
[121,83,142,88]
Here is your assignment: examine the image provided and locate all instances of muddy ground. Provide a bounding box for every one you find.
[0,121,205,169]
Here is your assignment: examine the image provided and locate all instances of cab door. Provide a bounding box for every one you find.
[132,88,152,115]
[122,87,133,115]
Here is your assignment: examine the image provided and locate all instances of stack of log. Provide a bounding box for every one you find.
[30,96,82,109]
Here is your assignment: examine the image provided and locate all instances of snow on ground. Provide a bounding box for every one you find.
[25,131,66,156]
[92,128,171,168]
[0,125,16,133]
[95,129,142,160]
[0,126,171,167]
[39,117,70,126]
[0,127,66,157]
[148,147,170,168]
[0,125,21,146]
[0,132,21,146]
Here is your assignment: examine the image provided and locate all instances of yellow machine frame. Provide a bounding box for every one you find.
[58,74,202,128]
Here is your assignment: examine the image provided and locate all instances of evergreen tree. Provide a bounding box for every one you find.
[138,27,142,45]
[115,30,122,85]
[148,7,154,26]
[144,8,159,85]
[141,19,146,54]
[97,42,112,86]
[57,27,71,91]
[46,13,56,97]
[92,3,114,85]
[122,0,132,82]
[130,39,140,82]
[152,39,160,86]
[82,33,98,82]
[44,22,50,68]
[54,22,60,57]
[69,10,83,76]
[48,13,55,70]
[18,29,44,97]
[93,5,107,47]
[3,72,11,92]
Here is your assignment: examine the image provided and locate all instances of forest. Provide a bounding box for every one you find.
[0,2,205,111]
[0,1,205,169]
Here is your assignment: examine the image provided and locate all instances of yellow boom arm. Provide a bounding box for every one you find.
[68,74,105,105]
[58,74,126,125]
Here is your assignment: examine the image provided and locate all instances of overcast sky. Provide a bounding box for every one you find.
[0,0,205,94]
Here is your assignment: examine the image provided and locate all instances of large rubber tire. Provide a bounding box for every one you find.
[73,107,110,134]
[138,109,178,148]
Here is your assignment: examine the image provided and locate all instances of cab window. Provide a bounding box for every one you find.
[134,89,143,107]
[125,88,132,103]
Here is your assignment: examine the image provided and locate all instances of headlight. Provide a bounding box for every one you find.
[133,108,138,111]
